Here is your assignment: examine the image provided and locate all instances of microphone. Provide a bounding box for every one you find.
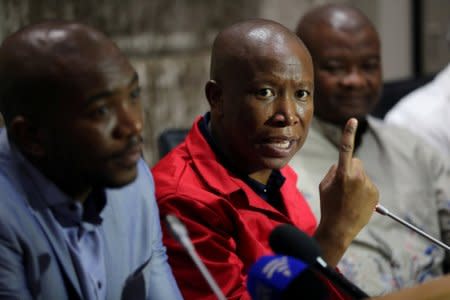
[247,254,329,300]
[269,224,369,299]
[376,204,450,252]
[165,214,227,300]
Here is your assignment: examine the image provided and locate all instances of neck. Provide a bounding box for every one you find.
[248,170,272,185]
[27,155,92,203]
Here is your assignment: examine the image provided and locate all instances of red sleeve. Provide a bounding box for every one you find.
[159,196,252,300]
[159,197,350,300]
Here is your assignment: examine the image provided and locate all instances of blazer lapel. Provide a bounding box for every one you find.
[3,135,83,299]
[30,209,83,299]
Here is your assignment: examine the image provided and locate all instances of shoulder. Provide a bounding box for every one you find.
[102,160,163,252]
[0,143,32,232]
[385,73,446,123]
[108,159,154,197]
[105,159,158,225]
[152,128,236,208]
[154,155,236,234]
[367,117,445,166]
[152,146,189,189]
[152,139,243,232]
[0,166,48,255]
[154,154,231,211]
[368,116,422,143]
[368,117,429,153]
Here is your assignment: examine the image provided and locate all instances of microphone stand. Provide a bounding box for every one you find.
[165,214,227,300]
[376,204,450,252]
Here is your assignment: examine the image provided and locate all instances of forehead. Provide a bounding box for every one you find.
[54,44,136,101]
[248,53,313,83]
[314,25,380,56]
[32,26,136,98]
[246,27,294,56]
[232,38,313,83]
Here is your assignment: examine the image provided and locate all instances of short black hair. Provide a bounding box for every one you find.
[0,70,60,128]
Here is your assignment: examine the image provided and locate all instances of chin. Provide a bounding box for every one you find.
[261,157,292,171]
[103,168,139,188]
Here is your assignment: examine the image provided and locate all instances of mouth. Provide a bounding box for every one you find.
[256,137,299,158]
[336,94,371,104]
[113,141,143,168]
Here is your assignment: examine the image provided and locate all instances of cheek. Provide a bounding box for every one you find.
[315,74,336,99]
[314,70,339,86]
[294,103,313,137]
[253,104,277,131]
[317,74,337,91]
[368,74,382,90]
[230,99,267,127]
[296,102,312,118]
[300,103,314,122]
[71,123,114,153]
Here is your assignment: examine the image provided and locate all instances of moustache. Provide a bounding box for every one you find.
[111,135,144,159]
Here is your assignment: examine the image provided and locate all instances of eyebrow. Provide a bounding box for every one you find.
[252,77,313,88]
[85,72,139,105]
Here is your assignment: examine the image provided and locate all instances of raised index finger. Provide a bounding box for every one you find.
[338,118,358,172]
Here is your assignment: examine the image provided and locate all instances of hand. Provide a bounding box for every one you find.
[314,118,379,266]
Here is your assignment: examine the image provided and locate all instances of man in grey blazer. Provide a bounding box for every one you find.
[0,21,182,299]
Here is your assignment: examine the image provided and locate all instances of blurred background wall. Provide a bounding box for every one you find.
[1,0,449,165]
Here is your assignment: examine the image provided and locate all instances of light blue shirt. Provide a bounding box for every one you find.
[0,128,183,300]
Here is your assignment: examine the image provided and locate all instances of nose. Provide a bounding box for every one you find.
[340,67,366,88]
[114,103,143,139]
[271,96,299,127]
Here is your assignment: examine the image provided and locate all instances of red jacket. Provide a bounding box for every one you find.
[153,117,348,300]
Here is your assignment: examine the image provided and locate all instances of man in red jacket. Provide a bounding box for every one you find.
[153,18,379,299]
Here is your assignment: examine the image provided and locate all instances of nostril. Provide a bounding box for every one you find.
[272,113,285,123]
[270,113,298,127]
[342,71,366,86]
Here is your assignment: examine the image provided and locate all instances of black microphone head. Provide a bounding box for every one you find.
[269,224,322,264]
[269,225,371,299]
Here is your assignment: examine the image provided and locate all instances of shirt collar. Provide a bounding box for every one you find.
[246,171,286,201]
[11,144,106,227]
[51,189,106,228]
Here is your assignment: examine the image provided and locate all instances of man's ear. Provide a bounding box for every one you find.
[9,116,46,158]
[205,80,223,117]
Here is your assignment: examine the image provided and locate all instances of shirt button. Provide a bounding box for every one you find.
[263,189,267,193]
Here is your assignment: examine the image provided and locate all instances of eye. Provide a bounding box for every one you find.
[130,87,141,101]
[256,88,275,98]
[90,105,110,119]
[295,90,310,100]
[322,61,346,74]
[361,59,380,72]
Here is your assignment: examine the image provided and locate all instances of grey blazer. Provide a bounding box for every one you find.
[0,130,182,300]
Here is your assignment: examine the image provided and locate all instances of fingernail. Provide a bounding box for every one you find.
[347,118,358,132]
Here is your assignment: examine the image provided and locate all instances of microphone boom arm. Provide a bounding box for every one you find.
[165,214,227,300]
[376,204,450,252]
